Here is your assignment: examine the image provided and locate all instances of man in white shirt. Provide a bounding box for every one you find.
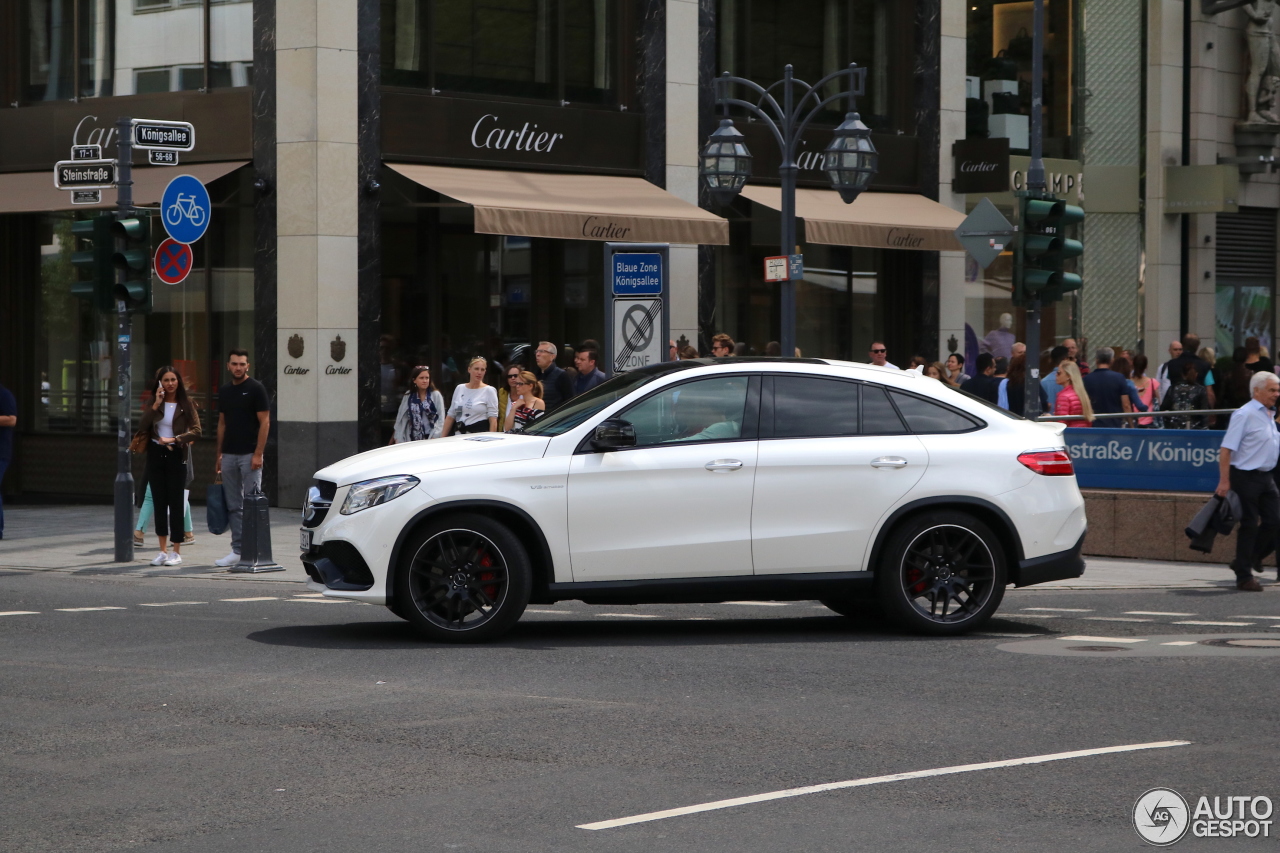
[1155,339,1183,405]
[1216,370,1280,591]
[868,342,898,370]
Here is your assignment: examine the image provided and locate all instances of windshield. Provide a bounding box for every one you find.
[522,371,663,436]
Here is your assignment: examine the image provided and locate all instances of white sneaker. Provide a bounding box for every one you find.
[214,552,241,567]
[149,551,169,566]
[164,553,183,567]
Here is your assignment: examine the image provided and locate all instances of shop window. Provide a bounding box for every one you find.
[716,0,915,133]
[20,0,251,101]
[30,169,255,436]
[383,0,623,106]
[966,0,1075,158]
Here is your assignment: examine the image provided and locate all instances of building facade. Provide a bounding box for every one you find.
[3,0,1272,506]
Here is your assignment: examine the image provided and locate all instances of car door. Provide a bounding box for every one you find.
[566,374,759,580]
[751,375,928,574]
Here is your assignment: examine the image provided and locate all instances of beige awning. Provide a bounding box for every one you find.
[740,187,966,251]
[0,161,248,214]
[386,163,729,245]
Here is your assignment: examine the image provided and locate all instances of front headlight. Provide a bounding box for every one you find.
[340,475,420,515]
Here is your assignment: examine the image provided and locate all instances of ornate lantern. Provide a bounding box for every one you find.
[699,119,753,205]
[824,112,878,204]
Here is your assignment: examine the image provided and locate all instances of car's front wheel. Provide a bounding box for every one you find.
[876,511,1006,635]
[394,513,531,643]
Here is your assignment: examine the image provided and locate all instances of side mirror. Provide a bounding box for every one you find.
[591,418,637,451]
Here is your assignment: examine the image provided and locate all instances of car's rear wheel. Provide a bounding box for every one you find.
[876,511,1006,635]
[394,513,531,643]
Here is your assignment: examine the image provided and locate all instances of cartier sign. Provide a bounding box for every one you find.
[952,138,1009,194]
[470,114,565,154]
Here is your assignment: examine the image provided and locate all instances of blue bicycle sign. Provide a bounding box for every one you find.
[159,174,210,244]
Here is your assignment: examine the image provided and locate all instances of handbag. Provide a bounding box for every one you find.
[206,476,229,536]
[185,444,196,487]
[990,91,1021,115]
[129,429,149,454]
[1005,27,1033,60]
[984,50,1018,81]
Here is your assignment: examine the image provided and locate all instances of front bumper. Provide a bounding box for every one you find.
[301,539,375,591]
[1014,530,1086,587]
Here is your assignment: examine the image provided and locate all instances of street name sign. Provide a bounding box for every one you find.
[611,252,663,295]
[132,119,196,152]
[71,145,102,161]
[148,149,180,166]
[954,196,1017,269]
[71,190,102,205]
[54,159,118,190]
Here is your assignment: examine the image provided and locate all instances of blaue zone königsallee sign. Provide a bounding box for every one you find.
[1065,428,1220,492]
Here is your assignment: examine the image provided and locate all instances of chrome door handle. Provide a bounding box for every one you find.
[871,456,908,469]
[705,459,744,472]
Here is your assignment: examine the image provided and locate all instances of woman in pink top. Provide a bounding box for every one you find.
[1053,361,1095,428]
[1131,354,1159,427]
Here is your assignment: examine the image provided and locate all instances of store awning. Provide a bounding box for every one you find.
[386,163,729,245]
[0,161,248,214]
[740,187,966,252]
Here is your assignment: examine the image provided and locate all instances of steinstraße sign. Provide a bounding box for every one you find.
[1065,428,1220,492]
[54,159,117,190]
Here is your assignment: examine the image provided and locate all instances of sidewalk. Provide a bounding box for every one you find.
[0,504,310,583]
[1,505,1271,591]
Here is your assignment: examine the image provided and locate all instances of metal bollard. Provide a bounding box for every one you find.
[230,488,284,573]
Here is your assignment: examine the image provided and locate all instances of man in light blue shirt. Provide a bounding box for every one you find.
[1041,345,1070,411]
[1217,371,1280,591]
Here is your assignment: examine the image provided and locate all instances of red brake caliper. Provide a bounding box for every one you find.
[477,551,498,601]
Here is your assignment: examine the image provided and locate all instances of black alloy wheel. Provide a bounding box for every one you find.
[877,511,1006,635]
[394,513,531,643]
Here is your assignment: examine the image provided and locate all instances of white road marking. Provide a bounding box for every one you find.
[56,607,127,612]
[292,593,327,598]
[1173,620,1254,627]
[1235,615,1280,620]
[287,598,352,604]
[0,611,39,616]
[139,602,207,607]
[723,601,791,607]
[525,609,568,614]
[1161,641,1199,646]
[1058,635,1147,644]
[577,741,1192,830]
[1083,617,1153,623]
[1012,613,1060,618]
[220,597,280,602]
[1022,607,1093,612]
[1125,611,1195,617]
[596,613,660,619]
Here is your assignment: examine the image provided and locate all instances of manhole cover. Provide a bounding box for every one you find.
[1200,637,1280,648]
[1066,645,1129,652]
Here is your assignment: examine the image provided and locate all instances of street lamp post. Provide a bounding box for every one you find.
[700,64,878,359]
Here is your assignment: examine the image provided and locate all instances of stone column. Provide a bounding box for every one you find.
[274,0,360,506]
[938,0,967,362]
[668,0,701,350]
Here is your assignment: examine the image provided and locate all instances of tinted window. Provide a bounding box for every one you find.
[890,391,982,433]
[771,376,859,438]
[621,376,750,447]
[861,385,907,435]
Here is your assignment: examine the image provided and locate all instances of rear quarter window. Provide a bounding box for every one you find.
[889,390,984,434]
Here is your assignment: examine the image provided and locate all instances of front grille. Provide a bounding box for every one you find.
[302,479,337,528]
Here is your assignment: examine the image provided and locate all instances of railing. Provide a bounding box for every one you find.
[1036,409,1239,423]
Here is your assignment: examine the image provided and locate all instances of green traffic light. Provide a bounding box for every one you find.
[69,215,116,313]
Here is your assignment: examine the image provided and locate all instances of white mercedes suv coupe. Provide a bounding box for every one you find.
[300,358,1086,641]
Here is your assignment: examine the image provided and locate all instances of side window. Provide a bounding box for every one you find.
[620,376,750,447]
[771,376,859,438]
[889,391,983,434]
[861,384,908,435]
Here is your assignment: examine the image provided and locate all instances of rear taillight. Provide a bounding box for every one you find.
[1018,449,1075,476]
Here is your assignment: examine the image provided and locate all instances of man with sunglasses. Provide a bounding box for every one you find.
[868,342,898,369]
[533,341,575,411]
[710,334,734,357]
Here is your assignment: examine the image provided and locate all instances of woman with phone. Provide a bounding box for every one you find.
[137,366,201,565]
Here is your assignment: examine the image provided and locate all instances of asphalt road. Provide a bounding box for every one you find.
[2,568,1279,853]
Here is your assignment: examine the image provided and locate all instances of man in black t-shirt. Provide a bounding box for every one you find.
[960,353,1002,404]
[214,348,271,566]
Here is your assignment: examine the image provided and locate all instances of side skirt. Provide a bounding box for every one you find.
[543,571,875,605]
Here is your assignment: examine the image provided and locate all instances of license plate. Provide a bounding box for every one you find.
[299,529,312,551]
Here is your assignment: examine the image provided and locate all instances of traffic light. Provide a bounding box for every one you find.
[112,215,152,311]
[70,215,116,313]
[1014,192,1083,305]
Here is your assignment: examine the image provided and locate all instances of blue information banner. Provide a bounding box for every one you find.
[611,253,663,296]
[1065,427,1221,492]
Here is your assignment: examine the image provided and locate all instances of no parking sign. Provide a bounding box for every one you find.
[154,238,194,285]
